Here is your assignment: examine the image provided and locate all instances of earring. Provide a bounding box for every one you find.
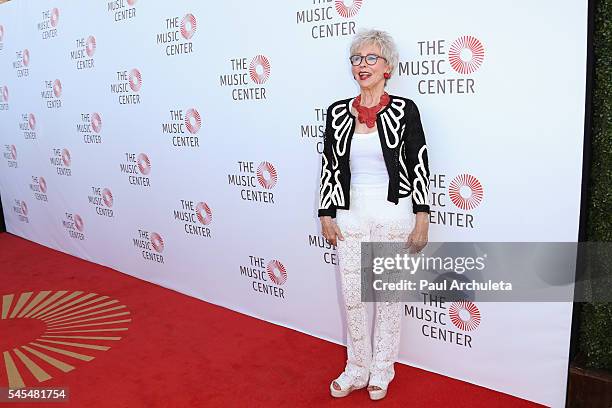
[384,72,391,79]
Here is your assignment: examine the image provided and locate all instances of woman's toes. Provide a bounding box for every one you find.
[333,381,341,391]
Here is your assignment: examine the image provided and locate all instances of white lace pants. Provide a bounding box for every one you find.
[335,183,414,388]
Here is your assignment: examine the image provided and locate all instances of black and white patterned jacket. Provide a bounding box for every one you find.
[318,94,431,218]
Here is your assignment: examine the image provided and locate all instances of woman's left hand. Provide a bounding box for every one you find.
[407,212,429,253]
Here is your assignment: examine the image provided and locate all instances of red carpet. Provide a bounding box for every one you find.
[0,232,545,407]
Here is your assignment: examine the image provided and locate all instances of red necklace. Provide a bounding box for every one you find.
[352,92,390,128]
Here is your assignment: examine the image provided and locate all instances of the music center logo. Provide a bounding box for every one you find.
[50,148,72,176]
[308,233,337,265]
[257,162,277,189]
[71,36,96,70]
[227,160,277,204]
[20,113,37,140]
[429,173,484,228]
[161,108,201,148]
[219,55,270,101]
[398,36,486,95]
[0,85,8,110]
[0,25,4,50]
[240,256,288,298]
[132,229,165,264]
[88,186,114,218]
[156,13,197,56]
[173,200,212,238]
[449,299,481,331]
[12,199,29,223]
[77,112,103,144]
[301,106,326,154]
[448,36,485,74]
[62,212,85,240]
[404,293,480,348]
[119,152,151,187]
[108,0,137,22]
[448,173,484,211]
[13,49,30,77]
[30,176,48,202]
[296,0,361,39]
[3,144,17,168]
[41,79,63,109]
[110,68,142,105]
[38,8,60,40]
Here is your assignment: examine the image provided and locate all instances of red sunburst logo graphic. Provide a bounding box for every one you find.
[180,14,197,40]
[257,161,277,189]
[9,145,16,160]
[449,300,481,331]
[150,232,164,253]
[196,202,212,225]
[61,148,71,167]
[185,108,201,134]
[53,79,62,98]
[39,176,47,193]
[137,153,151,175]
[448,35,485,75]
[0,26,4,42]
[335,0,363,18]
[22,49,30,67]
[129,69,142,92]
[20,201,28,216]
[74,214,84,232]
[86,36,96,57]
[102,188,113,207]
[50,8,60,28]
[249,55,271,84]
[91,112,102,133]
[127,0,137,6]
[1,86,8,102]
[28,113,36,131]
[449,174,483,210]
[266,260,288,285]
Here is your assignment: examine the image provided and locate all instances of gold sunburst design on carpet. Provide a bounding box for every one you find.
[1,290,131,389]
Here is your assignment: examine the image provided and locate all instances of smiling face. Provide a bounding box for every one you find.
[351,42,390,90]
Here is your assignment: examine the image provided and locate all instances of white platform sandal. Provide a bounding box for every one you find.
[367,373,393,400]
[329,371,368,398]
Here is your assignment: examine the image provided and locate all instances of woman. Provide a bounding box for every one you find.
[318,29,431,400]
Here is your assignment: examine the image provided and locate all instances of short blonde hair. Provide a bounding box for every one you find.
[349,28,399,77]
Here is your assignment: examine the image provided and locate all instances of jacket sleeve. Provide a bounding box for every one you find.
[404,100,431,214]
[317,104,337,218]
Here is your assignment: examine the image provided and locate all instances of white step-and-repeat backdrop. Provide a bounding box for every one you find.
[0,1,588,406]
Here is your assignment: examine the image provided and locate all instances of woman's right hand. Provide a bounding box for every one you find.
[320,216,344,246]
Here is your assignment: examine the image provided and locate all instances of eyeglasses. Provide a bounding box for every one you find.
[349,54,387,66]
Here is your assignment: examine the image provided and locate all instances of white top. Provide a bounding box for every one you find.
[349,130,389,186]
